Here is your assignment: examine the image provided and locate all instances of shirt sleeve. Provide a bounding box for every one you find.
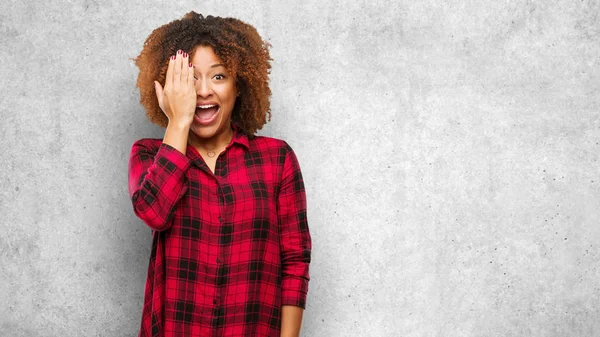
[277,141,312,309]
[128,139,192,231]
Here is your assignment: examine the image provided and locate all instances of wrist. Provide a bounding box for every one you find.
[167,120,191,131]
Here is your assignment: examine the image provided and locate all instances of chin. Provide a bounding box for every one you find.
[191,125,217,139]
[191,120,226,139]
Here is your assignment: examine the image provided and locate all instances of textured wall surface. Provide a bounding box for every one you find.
[1,1,599,336]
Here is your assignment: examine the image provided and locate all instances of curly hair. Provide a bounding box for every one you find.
[131,11,273,137]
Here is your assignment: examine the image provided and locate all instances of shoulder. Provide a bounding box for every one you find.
[247,134,297,162]
[132,137,163,148]
[130,138,164,156]
[247,135,305,177]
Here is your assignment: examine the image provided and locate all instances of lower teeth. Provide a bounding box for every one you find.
[196,109,218,120]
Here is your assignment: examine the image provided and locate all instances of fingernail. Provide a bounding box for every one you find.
[171,55,176,60]
[189,62,192,67]
[183,52,188,57]
[178,50,182,54]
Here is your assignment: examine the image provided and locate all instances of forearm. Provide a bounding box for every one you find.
[128,135,192,231]
[280,305,304,337]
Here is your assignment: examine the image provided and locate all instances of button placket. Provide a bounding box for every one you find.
[215,181,225,307]
[214,177,228,309]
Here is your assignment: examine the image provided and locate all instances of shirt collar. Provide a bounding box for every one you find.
[185,121,250,170]
[230,121,250,150]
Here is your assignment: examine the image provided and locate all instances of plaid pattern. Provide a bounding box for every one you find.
[128,122,312,337]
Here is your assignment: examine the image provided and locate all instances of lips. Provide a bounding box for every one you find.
[194,104,220,125]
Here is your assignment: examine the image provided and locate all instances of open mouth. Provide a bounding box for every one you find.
[194,104,220,125]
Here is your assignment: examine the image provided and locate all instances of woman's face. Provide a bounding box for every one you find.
[188,45,237,142]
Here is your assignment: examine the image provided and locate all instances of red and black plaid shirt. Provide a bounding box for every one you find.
[128,122,312,337]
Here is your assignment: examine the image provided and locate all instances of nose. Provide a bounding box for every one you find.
[194,77,213,97]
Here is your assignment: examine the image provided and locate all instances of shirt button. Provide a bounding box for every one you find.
[216,258,221,264]
[213,299,218,305]
[218,216,223,223]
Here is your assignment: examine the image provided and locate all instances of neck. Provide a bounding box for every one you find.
[188,123,234,151]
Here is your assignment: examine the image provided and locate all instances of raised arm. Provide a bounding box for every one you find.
[129,49,198,231]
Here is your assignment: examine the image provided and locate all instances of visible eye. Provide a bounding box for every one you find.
[192,74,226,81]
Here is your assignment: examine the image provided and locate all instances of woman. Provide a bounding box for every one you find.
[128,11,312,337]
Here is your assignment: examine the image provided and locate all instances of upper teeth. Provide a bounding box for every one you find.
[197,104,217,109]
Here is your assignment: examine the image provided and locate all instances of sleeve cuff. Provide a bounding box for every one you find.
[156,142,192,173]
[281,276,309,309]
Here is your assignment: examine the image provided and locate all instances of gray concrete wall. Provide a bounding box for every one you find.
[1,1,599,336]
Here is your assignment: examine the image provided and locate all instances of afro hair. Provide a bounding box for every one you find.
[132,11,273,137]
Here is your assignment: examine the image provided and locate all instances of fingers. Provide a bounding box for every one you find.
[188,60,194,86]
[159,50,194,120]
[165,50,194,90]
[181,51,190,87]
[173,50,183,91]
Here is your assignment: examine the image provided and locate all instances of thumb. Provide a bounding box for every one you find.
[154,81,163,99]
[154,81,167,115]
[154,81,166,111]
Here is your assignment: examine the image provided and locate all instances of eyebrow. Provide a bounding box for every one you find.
[211,63,225,68]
